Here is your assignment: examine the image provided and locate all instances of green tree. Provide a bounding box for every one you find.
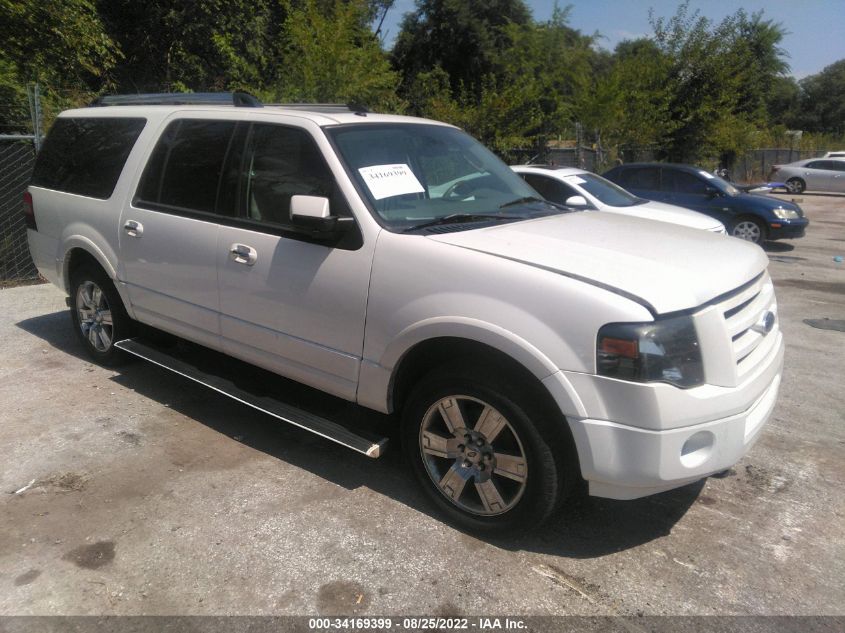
[0,0,119,128]
[392,0,532,99]
[97,0,286,93]
[273,0,400,108]
[796,60,845,135]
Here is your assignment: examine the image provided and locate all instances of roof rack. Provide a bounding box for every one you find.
[90,92,263,108]
[267,103,369,116]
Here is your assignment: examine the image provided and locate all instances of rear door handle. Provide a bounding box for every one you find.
[123,220,143,238]
[229,243,257,266]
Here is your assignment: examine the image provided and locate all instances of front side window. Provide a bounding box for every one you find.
[664,170,708,195]
[136,119,237,215]
[32,117,146,199]
[243,124,349,228]
[327,123,556,231]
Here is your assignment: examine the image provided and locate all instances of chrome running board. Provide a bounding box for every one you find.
[114,338,388,458]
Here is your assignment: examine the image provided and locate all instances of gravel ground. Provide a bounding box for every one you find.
[0,193,843,617]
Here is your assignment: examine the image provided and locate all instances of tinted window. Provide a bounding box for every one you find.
[243,124,348,227]
[521,173,579,203]
[136,119,237,214]
[664,169,708,194]
[805,160,826,169]
[31,117,146,199]
[618,167,659,190]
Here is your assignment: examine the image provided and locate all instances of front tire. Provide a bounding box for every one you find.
[401,365,575,534]
[785,177,805,194]
[69,265,134,365]
[730,217,766,245]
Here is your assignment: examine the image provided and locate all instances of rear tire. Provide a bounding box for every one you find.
[69,264,135,366]
[401,363,576,535]
[785,177,805,194]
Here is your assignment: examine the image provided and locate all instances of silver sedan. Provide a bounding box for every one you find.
[771,158,845,193]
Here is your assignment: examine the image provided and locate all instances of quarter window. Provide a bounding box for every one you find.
[521,173,579,204]
[31,117,146,199]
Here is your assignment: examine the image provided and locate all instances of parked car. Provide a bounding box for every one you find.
[26,93,784,533]
[822,151,845,159]
[770,157,845,194]
[603,162,808,245]
[512,165,726,233]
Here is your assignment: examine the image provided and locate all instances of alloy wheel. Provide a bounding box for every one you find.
[733,220,762,243]
[76,281,114,352]
[419,395,528,516]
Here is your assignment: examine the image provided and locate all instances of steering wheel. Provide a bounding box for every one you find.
[443,179,474,200]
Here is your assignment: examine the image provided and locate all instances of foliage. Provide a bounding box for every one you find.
[795,60,845,135]
[273,0,401,109]
[0,0,119,129]
[1,0,843,165]
[392,0,532,99]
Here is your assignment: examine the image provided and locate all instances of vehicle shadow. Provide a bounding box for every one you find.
[16,311,700,558]
[763,241,796,253]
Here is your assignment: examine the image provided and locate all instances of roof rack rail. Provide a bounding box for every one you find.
[267,103,369,115]
[90,92,263,108]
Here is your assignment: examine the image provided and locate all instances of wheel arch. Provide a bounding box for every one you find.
[378,319,586,423]
[63,240,134,319]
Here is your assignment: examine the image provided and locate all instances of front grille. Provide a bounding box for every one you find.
[716,274,778,382]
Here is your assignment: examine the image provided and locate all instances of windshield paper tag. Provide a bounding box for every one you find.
[561,175,587,185]
[358,164,425,200]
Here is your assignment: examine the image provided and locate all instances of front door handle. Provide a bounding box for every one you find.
[123,220,143,238]
[229,243,257,266]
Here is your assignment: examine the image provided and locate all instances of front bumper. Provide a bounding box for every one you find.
[768,218,808,240]
[548,331,784,500]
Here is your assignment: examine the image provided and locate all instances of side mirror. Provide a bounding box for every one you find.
[565,195,589,207]
[290,195,354,238]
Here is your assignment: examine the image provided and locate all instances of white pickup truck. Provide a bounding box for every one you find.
[25,93,783,533]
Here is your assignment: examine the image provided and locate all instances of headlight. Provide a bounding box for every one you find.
[596,315,704,388]
[773,207,799,219]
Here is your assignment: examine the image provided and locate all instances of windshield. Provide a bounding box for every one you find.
[573,172,644,207]
[327,123,560,230]
[696,169,740,196]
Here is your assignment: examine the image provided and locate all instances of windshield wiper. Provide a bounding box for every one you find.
[403,213,521,233]
[498,195,546,209]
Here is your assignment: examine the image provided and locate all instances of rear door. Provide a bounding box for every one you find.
[827,161,845,192]
[801,160,834,191]
[119,117,242,348]
[216,121,373,401]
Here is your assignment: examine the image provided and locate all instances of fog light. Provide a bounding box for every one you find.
[680,431,714,468]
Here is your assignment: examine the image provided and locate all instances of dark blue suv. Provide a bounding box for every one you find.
[603,163,808,245]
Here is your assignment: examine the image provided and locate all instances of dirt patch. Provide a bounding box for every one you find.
[316,580,370,615]
[0,278,47,290]
[744,464,791,494]
[62,541,115,570]
[14,569,41,586]
[773,279,845,295]
[36,472,89,493]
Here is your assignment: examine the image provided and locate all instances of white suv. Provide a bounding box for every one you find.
[25,93,784,533]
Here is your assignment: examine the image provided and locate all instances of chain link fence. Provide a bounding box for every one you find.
[0,137,38,282]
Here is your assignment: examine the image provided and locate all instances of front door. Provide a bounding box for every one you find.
[216,122,374,400]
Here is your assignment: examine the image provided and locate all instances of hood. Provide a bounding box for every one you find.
[428,212,768,315]
[741,192,802,214]
[601,200,724,231]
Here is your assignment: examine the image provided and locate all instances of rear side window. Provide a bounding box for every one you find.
[521,173,578,204]
[618,167,659,190]
[136,119,237,215]
[31,117,146,199]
